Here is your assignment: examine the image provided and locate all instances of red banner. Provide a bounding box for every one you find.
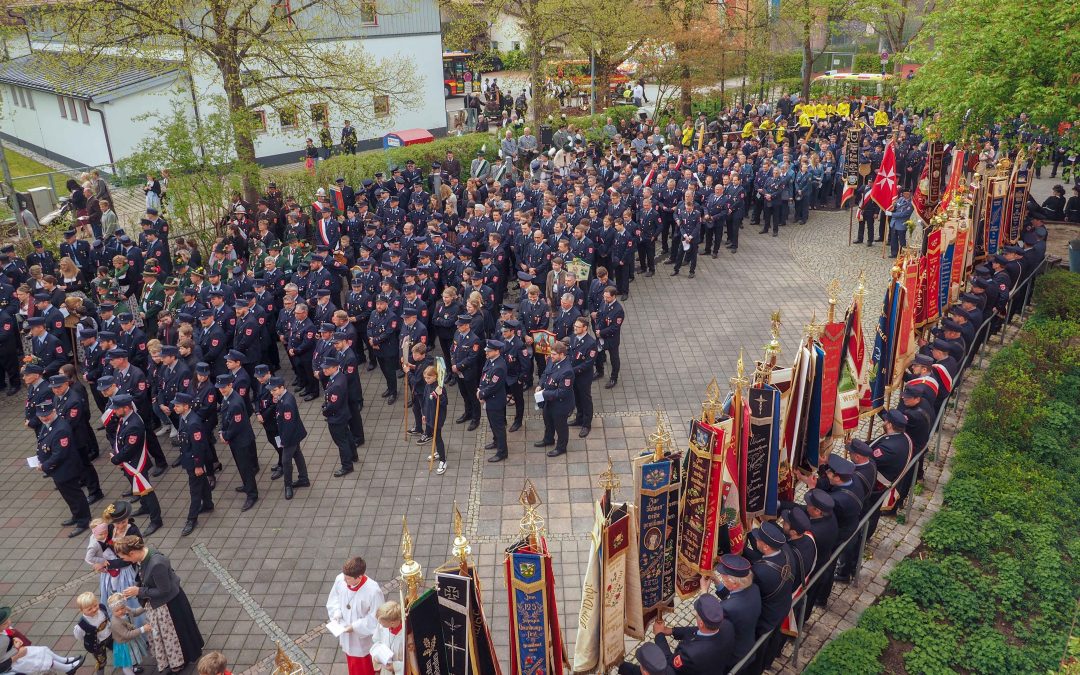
[924,230,942,324]
[817,321,845,441]
[698,419,728,572]
[952,225,969,290]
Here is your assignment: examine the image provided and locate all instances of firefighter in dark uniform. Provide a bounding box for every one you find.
[744,521,794,672]
[171,392,213,537]
[0,308,20,395]
[898,382,934,490]
[217,373,259,511]
[499,321,528,432]
[321,356,355,477]
[707,554,762,667]
[595,287,625,388]
[836,440,878,582]
[865,409,913,540]
[618,594,734,675]
[568,317,596,437]
[27,316,67,377]
[108,393,164,536]
[451,314,482,430]
[271,376,310,499]
[478,339,508,462]
[332,332,365,447]
[534,341,575,457]
[253,365,283,480]
[50,374,103,502]
[34,400,92,538]
[367,295,400,404]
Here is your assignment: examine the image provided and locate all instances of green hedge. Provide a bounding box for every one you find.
[264,105,639,198]
[806,270,1080,675]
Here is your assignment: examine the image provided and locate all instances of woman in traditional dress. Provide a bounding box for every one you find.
[85,520,143,625]
[115,536,203,673]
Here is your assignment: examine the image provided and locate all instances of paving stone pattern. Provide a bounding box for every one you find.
[1,169,1058,675]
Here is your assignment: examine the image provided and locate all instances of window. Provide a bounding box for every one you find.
[67,97,78,119]
[490,41,500,51]
[253,110,268,132]
[16,88,25,107]
[57,94,67,118]
[278,107,298,129]
[511,41,520,51]
[310,102,328,125]
[360,0,377,25]
[8,85,16,103]
[373,94,389,118]
[25,89,33,110]
[79,100,90,124]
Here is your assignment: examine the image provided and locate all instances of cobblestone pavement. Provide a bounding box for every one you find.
[0,169,1060,675]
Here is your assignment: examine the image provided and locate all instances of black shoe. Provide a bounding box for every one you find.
[87,492,105,506]
[568,418,582,427]
[132,666,143,674]
[181,521,196,536]
[605,379,617,389]
[670,270,679,276]
[546,448,566,457]
[663,259,675,265]
[487,454,507,463]
[834,574,852,584]
[333,467,353,477]
[270,467,283,481]
[867,241,875,247]
[234,486,247,493]
[61,517,78,526]
[407,427,422,436]
[711,253,718,259]
[65,656,85,674]
[772,232,778,237]
[5,384,20,396]
[534,440,554,448]
[214,462,223,472]
[508,421,522,433]
[303,393,318,401]
[131,507,151,517]
[484,441,497,450]
[67,524,89,538]
[688,271,695,278]
[853,238,863,244]
[366,362,377,371]
[397,369,405,378]
[142,522,161,537]
[579,427,591,438]
[386,394,397,405]
[644,271,654,277]
[620,294,628,301]
[284,486,294,500]
[416,435,432,444]
[466,420,479,431]
[200,505,215,513]
[447,378,457,387]
[292,479,311,488]
[759,228,769,234]
[455,414,468,424]
[170,456,183,468]
[380,388,391,398]
[241,497,257,512]
[150,465,166,477]
[731,248,737,254]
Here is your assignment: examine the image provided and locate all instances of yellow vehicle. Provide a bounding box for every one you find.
[810,72,898,99]
[545,59,631,88]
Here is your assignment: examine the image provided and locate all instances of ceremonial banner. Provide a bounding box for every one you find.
[834,295,867,436]
[892,271,916,390]
[780,346,812,502]
[840,125,862,208]
[952,224,971,294]
[924,229,942,324]
[937,149,967,216]
[465,568,500,675]
[572,504,603,672]
[406,589,447,675]
[698,419,730,570]
[435,573,471,675]
[622,505,644,641]
[675,421,721,598]
[912,158,931,222]
[716,404,746,553]
[601,505,632,669]
[530,330,557,356]
[633,452,681,619]
[926,142,946,208]
[817,320,846,442]
[900,255,920,367]
[984,176,1008,255]
[939,228,955,317]
[746,384,780,518]
[1004,162,1030,245]
[870,142,899,211]
[801,343,825,470]
[505,539,564,675]
[867,280,901,411]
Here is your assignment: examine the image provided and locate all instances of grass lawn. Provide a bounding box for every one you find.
[5,147,58,192]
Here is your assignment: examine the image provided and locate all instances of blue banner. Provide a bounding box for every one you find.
[869,282,901,409]
[939,242,955,317]
[748,384,780,517]
[986,194,1005,255]
[636,457,676,611]
[509,551,549,675]
[803,344,825,469]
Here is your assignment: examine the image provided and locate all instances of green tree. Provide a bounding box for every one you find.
[564,0,657,109]
[866,0,935,61]
[11,0,421,201]
[898,0,1080,145]
[499,0,571,123]
[119,99,257,250]
[781,0,867,100]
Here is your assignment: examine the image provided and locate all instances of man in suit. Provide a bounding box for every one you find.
[271,376,310,498]
[568,318,596,438]
[707,553,763,667]
[477,340,508,462]
[108,393,164,536]
[171,392,213,536]
[216,373,259,511]
[321,356,355,477]
[534,341,575,457]
[35,401,92,537]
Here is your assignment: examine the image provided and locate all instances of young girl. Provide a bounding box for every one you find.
[2,605,83,675]
[72,593,112,675]
[106,593,148,675]
[370,602,404,674]
[421,366,448,475]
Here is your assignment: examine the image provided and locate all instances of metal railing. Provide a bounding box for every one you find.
[724,258,1049,675]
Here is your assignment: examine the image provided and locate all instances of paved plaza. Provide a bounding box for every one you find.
[0,174,1059,674]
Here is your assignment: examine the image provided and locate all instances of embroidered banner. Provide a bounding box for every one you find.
[465,567,500,675]
[939,234,955,318]
[779,347,811,502]
[572,504,603,672]
[925,229,942,324]
[746,384,780,518]
[435,573,471,675]
[716,415,744,554]
[834,296,866,436]
[1005,163,1029,245]
[817,321,845,442]
[985,177,1008,255]
[926,142,946,207]
[634,453,679,617]
[601,506,631,669]
[406,588,447,675]
[506,549,551,675]
[952,224,970,296]
[800,344,824,471]
[675,421,719,598]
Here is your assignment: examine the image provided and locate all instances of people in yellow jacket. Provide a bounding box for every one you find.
[837,101,851,117]
[873,109,889,127]
[742,120,756,139]
[799,111,812,129]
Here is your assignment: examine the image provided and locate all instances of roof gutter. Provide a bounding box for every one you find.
[85,101,116,174]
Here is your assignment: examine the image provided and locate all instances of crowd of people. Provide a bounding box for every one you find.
[0,91,1059,675]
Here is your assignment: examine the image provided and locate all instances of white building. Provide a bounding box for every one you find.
[0,0,447,169]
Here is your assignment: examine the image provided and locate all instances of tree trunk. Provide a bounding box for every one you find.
[529,42,544,127]
[679,60,692,117]
[217,56,260,205]
[801,24,812,101]
[594,60,612,113]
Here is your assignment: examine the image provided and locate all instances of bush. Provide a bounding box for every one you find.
[803,627,888,675]
[500,49,529,72]
[1032,269,1080,321]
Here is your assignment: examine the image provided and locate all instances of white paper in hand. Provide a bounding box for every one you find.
[682,241,691,251]
[533,390,545,404]
[26,456,40,468]
[370,643,394,665]
[326,620,348,637]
